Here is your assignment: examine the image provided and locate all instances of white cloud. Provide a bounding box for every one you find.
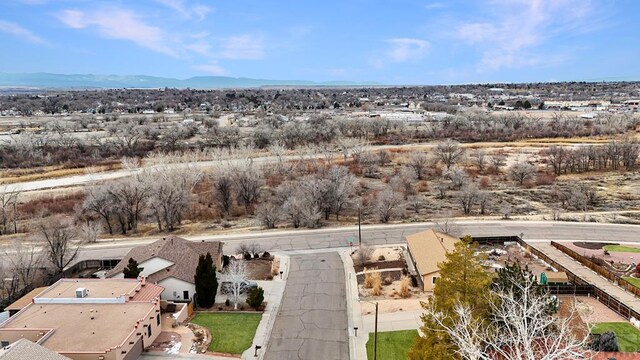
[56,8,177,57]
[221,35,265,59]
[386,38,430,62]
[194,63,226,75]
[455,0,599,70]
[0,20,47,45]
[153,0,212,20]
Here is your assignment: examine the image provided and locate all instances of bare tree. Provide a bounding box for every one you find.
[407,195,425,214]
[3,238,42,292]
[256,202,282,229]
[377,150,391,167]
[326,166,356,220]
[490,154,507,174]
[433,212,461,236]
[375,188,403,223]
[145,165,202,231]
[509,162,536,185]
[477,191,492,215]
[457,185,479,215]
[434,180,449,199]
[83,185,116,235]
[234,164,263,214]
[214,172,234,217]
[445,167,470,190]
[0,185,20,235]
[78,221,103,243]
[471,149,487,173]
[422,272,589,360]
[34,217,80,274]
[435,139,465,170]
[407,151,429,180]
[225,260,249,310]
[108,177,150,234]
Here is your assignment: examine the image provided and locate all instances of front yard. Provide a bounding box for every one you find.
[191,312,262,354]
[366,330,419,360]
[622,276,640,289]
[591,322,640,352]
[603,245,640,253]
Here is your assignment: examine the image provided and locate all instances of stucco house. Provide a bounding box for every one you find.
[0,278,164,360]
[107,235,223,302]
[405,229,459,291]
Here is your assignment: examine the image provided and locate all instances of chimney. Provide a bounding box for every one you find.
[140,277,146,286]
[90,309,95,320]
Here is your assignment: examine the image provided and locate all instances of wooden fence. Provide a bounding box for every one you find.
[473,236,640,321]
[551,242,640,297]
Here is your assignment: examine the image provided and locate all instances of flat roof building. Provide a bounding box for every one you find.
[0,279,164,360]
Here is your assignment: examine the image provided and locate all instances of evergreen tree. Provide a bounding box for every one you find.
[194,253,218,308]
[123,257,143,279]
[523,100,532,109]
[408,235,492,360]
[247,287,264,309]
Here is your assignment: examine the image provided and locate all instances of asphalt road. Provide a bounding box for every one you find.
[264,253,348,360]
[71,220,640,263]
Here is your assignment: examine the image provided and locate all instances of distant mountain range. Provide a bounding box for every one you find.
[0,72,379,89]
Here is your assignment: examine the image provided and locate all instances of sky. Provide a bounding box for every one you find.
[0,0,639,84]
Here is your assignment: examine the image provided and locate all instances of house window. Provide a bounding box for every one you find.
[156,314,160,326]
[183,290,189,299]
[1,341,9,348]
[432,276,438,284]
[147,324,152,338]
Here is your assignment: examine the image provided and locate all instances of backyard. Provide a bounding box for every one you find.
[603,244,640,253]
[591,322,640,352]
[190,312,262,354]
[622,277,640,289]
[366,330,419,360]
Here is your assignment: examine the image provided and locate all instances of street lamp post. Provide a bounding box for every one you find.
[358,205,362,249]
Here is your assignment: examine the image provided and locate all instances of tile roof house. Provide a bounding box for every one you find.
[107,235,223,302]
[405,229,459,291]
[0,278,164,360]
[0,339,71,360]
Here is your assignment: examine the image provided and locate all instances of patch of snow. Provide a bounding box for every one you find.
[166,341,181,354]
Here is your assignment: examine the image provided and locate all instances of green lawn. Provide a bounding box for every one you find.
[191,312,262,354]
[591,322,640,352]
[603,245,640,253]
[366,330,419,360]
[623,277,640,289]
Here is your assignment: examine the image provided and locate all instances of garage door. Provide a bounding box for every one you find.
[124,337,143,360]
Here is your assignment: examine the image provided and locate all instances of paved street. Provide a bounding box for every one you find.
[69,220,640,264]
[264,253,348,360]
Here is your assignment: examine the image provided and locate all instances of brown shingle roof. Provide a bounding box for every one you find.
[406,229,459,276]
[0,339,70,360]
[107,235,222,284]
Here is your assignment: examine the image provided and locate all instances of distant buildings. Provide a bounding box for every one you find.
[0,278,163,360]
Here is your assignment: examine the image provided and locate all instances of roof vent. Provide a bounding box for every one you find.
[76,287,87,298]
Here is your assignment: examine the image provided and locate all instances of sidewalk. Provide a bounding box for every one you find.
[241,254,290,360]
[340,249,422,360]
[529,242,640,316]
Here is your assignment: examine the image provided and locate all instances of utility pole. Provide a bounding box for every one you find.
[358,205,362,249]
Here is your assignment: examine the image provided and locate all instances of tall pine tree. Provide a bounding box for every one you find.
[409,235,492,360]
[194,252,218,308]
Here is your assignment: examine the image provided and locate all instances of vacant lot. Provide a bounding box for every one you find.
[591,322,640,352]
[190,312,262,354]
[367,330,419,360]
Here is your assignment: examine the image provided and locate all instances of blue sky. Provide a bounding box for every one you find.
[0,0,638,84]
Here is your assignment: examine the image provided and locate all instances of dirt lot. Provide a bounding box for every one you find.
[245,258,274,280]
[478,243,552,275]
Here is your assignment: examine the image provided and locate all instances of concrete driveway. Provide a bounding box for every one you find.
[264,253,348,360]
